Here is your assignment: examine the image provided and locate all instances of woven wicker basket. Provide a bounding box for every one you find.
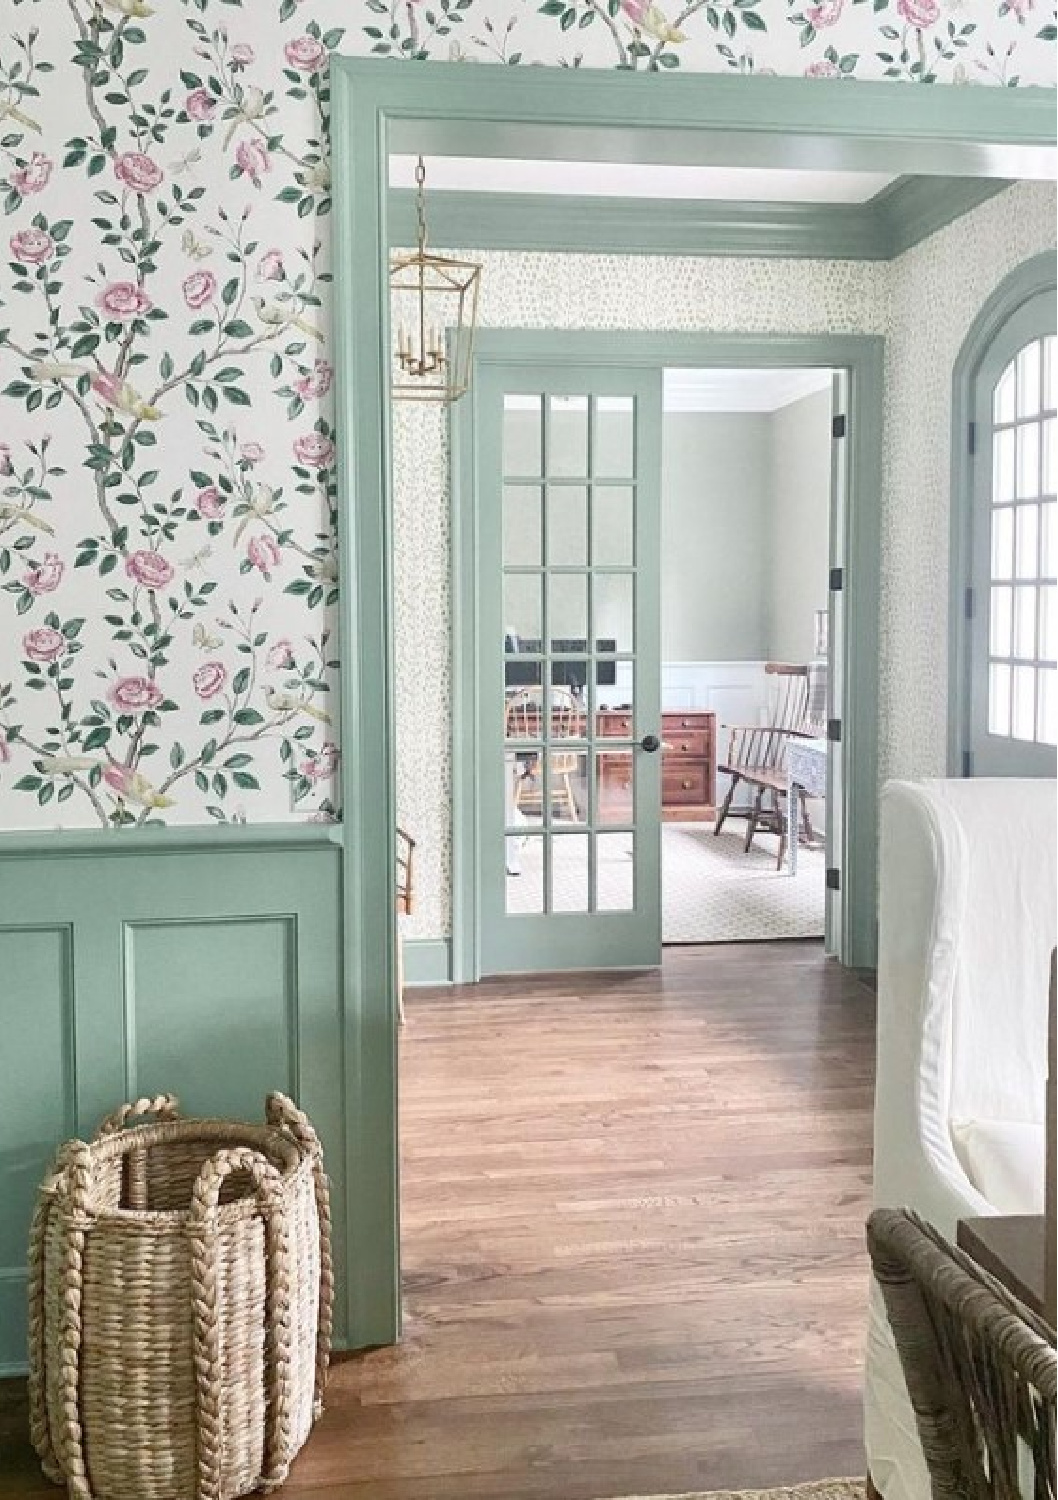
[27,1092,333,1500]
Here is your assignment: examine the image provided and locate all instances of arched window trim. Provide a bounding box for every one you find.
[948,252,1057,776]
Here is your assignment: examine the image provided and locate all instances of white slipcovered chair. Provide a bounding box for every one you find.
[865,777,1057,1500]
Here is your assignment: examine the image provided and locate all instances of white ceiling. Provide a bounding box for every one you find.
[664,368,833,413]
[389,155,894,204]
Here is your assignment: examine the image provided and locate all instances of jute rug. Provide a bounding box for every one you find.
[616,1482,864,1500]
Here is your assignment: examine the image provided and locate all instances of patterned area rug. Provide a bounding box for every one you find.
[505,822,825,943]
[615,1482,864,1500]
[663,823,825,944]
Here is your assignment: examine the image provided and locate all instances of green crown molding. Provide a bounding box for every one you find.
[388,176,1013,261]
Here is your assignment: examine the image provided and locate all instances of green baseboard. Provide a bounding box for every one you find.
[402,938,452,985]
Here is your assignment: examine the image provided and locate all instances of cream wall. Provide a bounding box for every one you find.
[394,183,1056,944]
[661,412,772,662]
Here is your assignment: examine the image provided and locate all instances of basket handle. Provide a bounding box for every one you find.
[93,1092,180,1139]
[188,1147,295,1500]
[265,1092,333,1412]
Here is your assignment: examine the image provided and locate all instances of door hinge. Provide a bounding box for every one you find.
[829,566,843,592]
[965,586,974,620]
[962,750,972,778]
[827,718,842,743]
[826,866,841,891]
[968,420,977,456]
[832,413,847,440]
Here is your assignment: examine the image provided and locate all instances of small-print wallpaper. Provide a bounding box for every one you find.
[0,3,1055,837]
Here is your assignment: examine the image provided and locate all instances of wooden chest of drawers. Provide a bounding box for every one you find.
[661,710,716,822]
[594,709,716,824]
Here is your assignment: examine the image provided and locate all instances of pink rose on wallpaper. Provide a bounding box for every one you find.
[183,269,217,309]
[267,639,295,669]
[125,550,174,590]
[257,248,285,281]
[108,676,164,713]
[103,764,135,796]
[284,36,328,72]
[897,0,939,24]
[231,42,256,66]
[235,139,271,187]
[10,153,52,196]
[805,58,840,75]
[295,360,333,399]
[193,660,228,699]
[300,741,339,782]
[239,442,265,466]
[196,486,225,519]
[185,88,217,121]
[114,152,164,193]
[10,227,54,264]
[0,443,13,476]
[0,737,10,765]
[23,626,66,663]
[97,282,152,321]
[91,371,123,405]
[293,433,335,468]
[247,534,281,579]
[23,553,64,595]
[806,0,843,25]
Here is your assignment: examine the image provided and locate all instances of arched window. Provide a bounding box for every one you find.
[952,262,1057,777]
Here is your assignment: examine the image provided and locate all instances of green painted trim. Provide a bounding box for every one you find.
[334,60,1057,179]
[948,252,1058,777]
[388,177,1013,262]
[402,938,453,986]
[389,189,885,260]
[0,823,341,860]
[451,328,883,972]
[331,74,402,1351]
[332,54,1052,1352]
[875,176,1011,259]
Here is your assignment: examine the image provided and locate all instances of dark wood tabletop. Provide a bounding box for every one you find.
[957,1214,1052,1328]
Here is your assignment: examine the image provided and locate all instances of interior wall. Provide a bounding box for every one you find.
[661,412,771,662]
[765,386,834,664]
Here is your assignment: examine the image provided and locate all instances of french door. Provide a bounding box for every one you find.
[475,362,664,975]
[968,291,1057,776]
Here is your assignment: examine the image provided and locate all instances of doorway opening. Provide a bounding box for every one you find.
[658,367,834,946]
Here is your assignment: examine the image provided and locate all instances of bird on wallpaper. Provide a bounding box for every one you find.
[37,754,101,775]
[0,100,41,133]
[222,88,268,149]
[0,504,55,534]
[99,0,155,16]
[621,0,687,42]
[252,297,324,343]
[104,764,176,810]
[265,688,332,724]
[91,371,163,422]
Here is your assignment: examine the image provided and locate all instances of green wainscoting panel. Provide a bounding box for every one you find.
[0,827,347,1375]
[402,938,452,986]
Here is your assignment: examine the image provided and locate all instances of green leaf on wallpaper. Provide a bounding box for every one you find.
[742,8,766,26]
[234,708,264,726]
[13,776,42,793]
[233,771,259,791]
[1039,22,1057,37]
[223,387,250,406]
[82,726,110,751]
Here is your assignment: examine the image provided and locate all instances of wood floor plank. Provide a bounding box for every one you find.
[0,941,876,1498]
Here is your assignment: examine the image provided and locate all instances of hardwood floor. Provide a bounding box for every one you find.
[0,942,877,1500]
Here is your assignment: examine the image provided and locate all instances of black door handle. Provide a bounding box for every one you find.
[640,734,661,753]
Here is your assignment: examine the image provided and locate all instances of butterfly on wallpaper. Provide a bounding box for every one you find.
[180,227,212,261]
[192,622,223,652]
[171,148,204,180]
[183,544,214,573]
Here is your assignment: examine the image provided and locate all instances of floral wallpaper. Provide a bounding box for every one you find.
[0,2,1054,834]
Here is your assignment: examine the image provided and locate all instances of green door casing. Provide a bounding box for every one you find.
[476,362,664,975]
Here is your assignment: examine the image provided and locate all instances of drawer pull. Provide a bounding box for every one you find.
[679,741,690,752]
[681,778,694,790]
